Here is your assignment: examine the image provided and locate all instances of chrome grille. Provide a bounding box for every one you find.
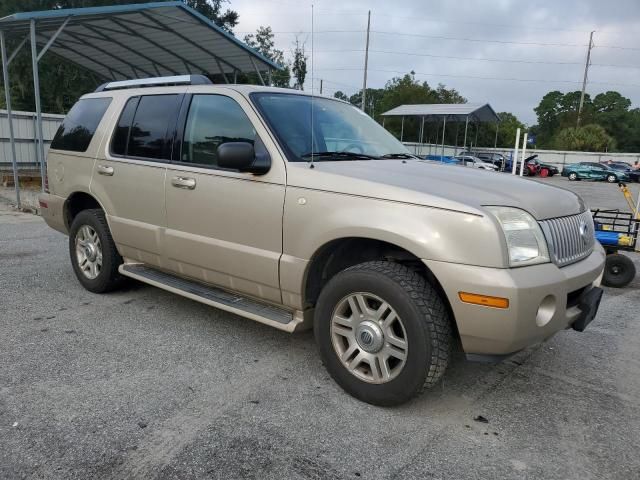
[539,211,595,267]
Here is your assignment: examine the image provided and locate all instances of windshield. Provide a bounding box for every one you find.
[251,92,411,161]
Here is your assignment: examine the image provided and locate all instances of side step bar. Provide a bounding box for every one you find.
[119,264,308,332]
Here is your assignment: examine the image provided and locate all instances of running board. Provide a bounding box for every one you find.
[119,264,308,332]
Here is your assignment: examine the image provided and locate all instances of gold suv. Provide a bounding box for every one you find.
[39,76,605,405]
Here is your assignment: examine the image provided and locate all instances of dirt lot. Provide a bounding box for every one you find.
[1,177,639,479]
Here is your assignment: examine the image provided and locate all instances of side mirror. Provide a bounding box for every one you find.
[217,140,270,175]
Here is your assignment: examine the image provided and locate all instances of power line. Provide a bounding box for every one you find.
[315,49,585,66]
[313,67,640,88]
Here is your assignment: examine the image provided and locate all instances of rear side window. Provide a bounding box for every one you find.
[111,94,181,160]
[51,97,111,152]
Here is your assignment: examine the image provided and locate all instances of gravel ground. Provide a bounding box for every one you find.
[1,177,639,479]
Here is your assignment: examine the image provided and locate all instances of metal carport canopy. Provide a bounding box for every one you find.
[0,1,283,80]
[380,103,500,123]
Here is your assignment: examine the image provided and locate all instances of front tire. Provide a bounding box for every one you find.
[69,209,124,293]
[314,261,452,406]
[606,174,617,183]
[568,172,578,181]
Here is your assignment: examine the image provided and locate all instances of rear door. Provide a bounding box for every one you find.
[163,91,286,303]
[90,93,183,268]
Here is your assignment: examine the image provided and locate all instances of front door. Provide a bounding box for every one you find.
[163,92,286,303]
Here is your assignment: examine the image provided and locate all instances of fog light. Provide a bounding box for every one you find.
[536,295,556,327]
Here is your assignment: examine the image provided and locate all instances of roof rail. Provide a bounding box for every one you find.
[94,75,212,92]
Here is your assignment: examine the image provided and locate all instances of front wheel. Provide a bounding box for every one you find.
[314,261,452,406]
[568,172,578,181]
[69,209,124,293]
[606,174,617,183]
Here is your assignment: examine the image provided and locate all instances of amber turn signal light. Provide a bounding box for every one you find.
[458,292,509,309]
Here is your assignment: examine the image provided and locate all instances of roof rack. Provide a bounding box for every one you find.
[94,75,212,92]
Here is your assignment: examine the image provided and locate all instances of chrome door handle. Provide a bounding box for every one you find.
[97,165,114,176]
[171,176,196,190]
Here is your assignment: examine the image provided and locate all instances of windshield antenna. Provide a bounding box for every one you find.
[309,3,315,169]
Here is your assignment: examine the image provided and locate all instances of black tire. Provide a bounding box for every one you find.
[602,254,636,288]
[568,172,578,181]
[606,174,617,183]
[314,261,452,406]
[69,209,124,293]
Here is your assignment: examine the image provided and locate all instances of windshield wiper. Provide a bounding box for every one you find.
[300,151,379,161]
[379,153,418,159]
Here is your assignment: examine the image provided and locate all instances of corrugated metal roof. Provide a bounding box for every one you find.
[381,103,500,122]
[0,2,282,80]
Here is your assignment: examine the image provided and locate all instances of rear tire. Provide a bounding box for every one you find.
[602,254,636,288]
[568,172,578,181]
[314,261,452,406]
[540,168,549,178]
[69,209,124,293]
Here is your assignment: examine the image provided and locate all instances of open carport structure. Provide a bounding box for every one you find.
[380,103,500,158]
[0,1,282,207]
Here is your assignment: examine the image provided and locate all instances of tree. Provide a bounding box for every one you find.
[182,0,239,32]
[291,37,307,90]
[244,26,290,87]
[333,91,349,101]
[553,124,615,152]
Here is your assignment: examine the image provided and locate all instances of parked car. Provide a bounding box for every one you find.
[39,76,605,406]
[562,162,629,183]
[476,152,507,170]
[453,154,499,171]
[523,155,559,177]
[601,161,632,172]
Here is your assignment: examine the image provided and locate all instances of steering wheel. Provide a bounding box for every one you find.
[341,143,365,154]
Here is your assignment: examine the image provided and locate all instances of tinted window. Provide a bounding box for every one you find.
[127,95,181,160]
[111,96,139,156]
[51,97,111,152]
[181,95,256,167]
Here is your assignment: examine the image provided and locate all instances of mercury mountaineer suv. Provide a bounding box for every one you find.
[39,75,605,406]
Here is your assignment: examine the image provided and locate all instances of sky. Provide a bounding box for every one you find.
[230,0,640,125]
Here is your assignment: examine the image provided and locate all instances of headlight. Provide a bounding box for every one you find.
[485,206,550,267]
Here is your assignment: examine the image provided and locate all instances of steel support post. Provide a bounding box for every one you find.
[441,116,446,159]
[463,115,469,151]
[1,31,21,208]
[400,116,404,142]
[30,19,46,190]
[494,122,499,148]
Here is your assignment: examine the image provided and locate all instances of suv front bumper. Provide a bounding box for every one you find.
[424,244,606,356]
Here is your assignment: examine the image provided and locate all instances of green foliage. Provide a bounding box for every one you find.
[291,38,307,90]
[533,89,639,152]
[553,124,615,152]
[243,26,290,87]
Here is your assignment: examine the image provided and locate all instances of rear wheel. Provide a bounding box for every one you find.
[540,168,549,178]
[69,209,124,293]
[606,174,617,183]
[568,172,578,181]
[602,254,636,288]
[314,261,452,406]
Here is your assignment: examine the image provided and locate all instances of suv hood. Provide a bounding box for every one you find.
[288,159,585,220]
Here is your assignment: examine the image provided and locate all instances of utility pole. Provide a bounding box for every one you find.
[577,31,594,127]
[361,10,371,110]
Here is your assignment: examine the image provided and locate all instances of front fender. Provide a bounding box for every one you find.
[279,186,506,306]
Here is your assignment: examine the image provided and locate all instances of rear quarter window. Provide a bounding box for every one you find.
[50,97,112,152]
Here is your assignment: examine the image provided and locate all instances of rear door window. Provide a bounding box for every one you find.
[51,97,111,152]
[110,94,181,160]
[127,95,181,160]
